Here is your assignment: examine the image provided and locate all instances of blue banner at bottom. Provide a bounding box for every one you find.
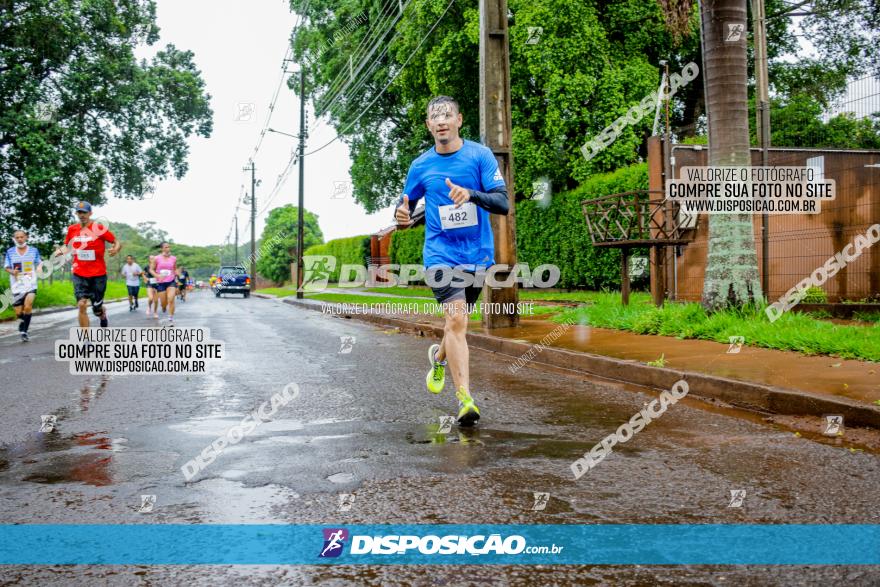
[0,524,877,565]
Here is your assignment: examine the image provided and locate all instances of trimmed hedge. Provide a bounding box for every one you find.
[386,163,649,289]
[303,234,370,282]
[389,224,425,267]
[517,163,649,289]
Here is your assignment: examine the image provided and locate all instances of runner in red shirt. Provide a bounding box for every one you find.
[55,201,122,328]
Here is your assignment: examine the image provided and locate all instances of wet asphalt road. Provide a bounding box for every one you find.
[0,291,879,585]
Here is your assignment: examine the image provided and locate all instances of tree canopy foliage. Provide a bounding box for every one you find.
[0,0,213,242]
[256,204,324,284]
[291,0,879,212]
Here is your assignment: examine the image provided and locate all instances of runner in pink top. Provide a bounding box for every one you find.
[150,242,178,325]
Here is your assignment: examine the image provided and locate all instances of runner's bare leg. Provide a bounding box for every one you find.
[438,298,469,392]
[77,299,90,328]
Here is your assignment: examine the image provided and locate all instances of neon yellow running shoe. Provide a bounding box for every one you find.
[456,387,481,426]
[426,343,446,394]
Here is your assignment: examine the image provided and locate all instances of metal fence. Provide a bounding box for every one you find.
[669,146,880,302]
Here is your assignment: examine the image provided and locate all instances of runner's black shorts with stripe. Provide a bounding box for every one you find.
[427,266,482,307]
[72,274,107,310]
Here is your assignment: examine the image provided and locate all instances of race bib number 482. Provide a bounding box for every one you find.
[439,202,477,230]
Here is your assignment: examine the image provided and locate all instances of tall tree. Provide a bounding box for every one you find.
[698,0,763,310]
[0,0,213,242]
[256,205,324,284]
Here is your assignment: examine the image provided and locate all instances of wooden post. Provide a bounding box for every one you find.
[652,245,665,307]
[479,0,518,329]
[752,0,771,296]
[648,137,666,307]
[621,247,630,306]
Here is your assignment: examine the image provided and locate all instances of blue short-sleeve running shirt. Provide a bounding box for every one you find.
[402,139,505,269]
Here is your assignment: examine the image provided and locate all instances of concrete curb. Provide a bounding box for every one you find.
[282,297,880,429]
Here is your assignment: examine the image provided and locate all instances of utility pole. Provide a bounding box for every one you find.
[242,160,257,291]
[752,0,771,296]
[296,68,306,300]
[479,0,518,329]
[663,59,674,302]
[234,214,239,266]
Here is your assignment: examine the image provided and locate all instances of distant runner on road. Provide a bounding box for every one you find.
[4,229,43,342]
[121,255,143,312]
[143,254,159,318]
[176,266,189,302]
[151,242,178,325]
[56,202,121,329]
[395,95,510,426]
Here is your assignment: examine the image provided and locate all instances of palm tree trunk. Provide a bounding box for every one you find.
[700,0,763,310]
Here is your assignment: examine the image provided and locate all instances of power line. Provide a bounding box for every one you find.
[309,0,430,140]
[248,0,454,221]
[256,151,299,217]
[317,0,407,115]
[305,0,457,157]
[246,0,310,164]
[313,0,399,103]
[247,46,293,165]
[320,33,395,122]
[310,1,417,136]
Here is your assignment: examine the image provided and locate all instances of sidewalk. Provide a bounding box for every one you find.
[280,294,880,429]
[486,319,880,405]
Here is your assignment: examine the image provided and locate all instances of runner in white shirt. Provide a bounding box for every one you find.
[3,230,43,342]
[121,255,143,312]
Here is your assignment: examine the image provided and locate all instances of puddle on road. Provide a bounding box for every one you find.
[257,420,306,433]
[309,434,358,443]
[78,376,110,412]
[406,424,548,446]
[0,431,125,461]
[252,435,309,446]
[0,428,132,490]
[327,472,357,484]
[22,453,114,486]
[168,416,305,438]
[0,431,123,487]
[182,478,301,523]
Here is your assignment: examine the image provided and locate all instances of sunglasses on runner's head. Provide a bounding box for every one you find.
[75,210,89,214]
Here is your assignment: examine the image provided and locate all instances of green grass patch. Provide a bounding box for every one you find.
[307,292,562,321]
[0,277,140,321]
[853,310,880,324]
[553,292,880,362]
[257,286,297,297]
[363,286,434,297]
[519,290,651,304]
[362,286,650,306]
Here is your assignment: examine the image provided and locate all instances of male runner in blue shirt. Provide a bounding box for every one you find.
[395,96,510,426]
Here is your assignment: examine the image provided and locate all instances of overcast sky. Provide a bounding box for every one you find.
[100,0,397,247]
